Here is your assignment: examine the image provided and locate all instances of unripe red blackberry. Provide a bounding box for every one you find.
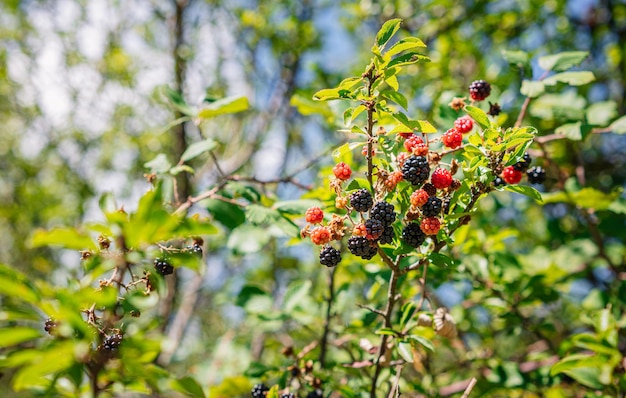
[154,258,174,276]
[410,189,429,207]
[305,206,324,224]
[502,166,523,184]
[431,168,452,189]
[251,384,269,398]
[422,197,442,217]
[319,245,341,267]
[469,80,491,101]
[442,128,463,149]
[310,227,331,245]
[454,115,473,134]
[370,201,396,226]
[333,162,352,180]
[403,135,423,152]
[420,217,441,235]
[402,223,426,248]
[513,153,532,172]
[402,156,430,185]
[365,218,384,240]
[527,166,546,184]
[347,236,378,259]
[350,189,373,213]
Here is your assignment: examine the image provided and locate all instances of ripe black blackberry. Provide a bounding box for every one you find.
[422,182,437,197]
[348,236,378,260]
[350,189,374,212]
[422,197,442,217]
[402,156,430,185]
[442,198,451,215]
[488,102,501,116]
[469,80,491,101]
[154,257,174,276]
[379,225,395,245]
[493,176,506,187]
[365,218,384,240]
[281,394,295,398]
[307,390,323,398]
[527,166,546,184]
[44,318,58,335]
[319,245,341,267]
[251,384,269,398]
[402,223,426,247]
[102,332,123,351]
[370,201,396,225]
[187,243,203,256]
[513,153,532,172]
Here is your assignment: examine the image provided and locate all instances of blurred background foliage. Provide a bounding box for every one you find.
[0,0,625,396]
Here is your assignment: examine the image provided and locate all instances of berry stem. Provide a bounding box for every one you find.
[514,70,550,128]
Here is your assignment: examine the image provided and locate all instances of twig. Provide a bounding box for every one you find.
[461,377,477,398]
[319,266,337,367]
[357,303,386,317]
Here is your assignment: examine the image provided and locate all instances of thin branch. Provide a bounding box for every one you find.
[461,377,478,398]
[319,266,337,367]
[357,303,386,317]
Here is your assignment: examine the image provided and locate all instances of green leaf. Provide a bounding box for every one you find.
[407,334,435,352]
[290,93,334,122]
[504,185,543,202]
[245,204,281,224]
[557,122,592,141]
[586,101,618,126]
[399,302,416,329]
[550,354,606,389]
[244,361,278,378]
[397,342,414,363]
[543,71,595,86]
[144,154,172,174]
[0,264,40,304]
[380,90,408,109]
[428,253,458,267]
[609,115,626,134]
[163,87,194,115]
[502,50,530,71]
[283,280,311,312]
[169,165,195,175]
[274,200,322,215]
[198,96,249,119]
[375,18,402,50]
[236,285,268,307]
[538,51,588,72]
[464,106,490,130]
[385,37,426,57]
[12,341,77,391]
[387,52,429,69]
[180,139,218,162]
[0,327,41,348]
[376,327,401,336]
[227,225,271,253]
[29,227,97,251]
[520,80,545,98]
[171,377,206,398]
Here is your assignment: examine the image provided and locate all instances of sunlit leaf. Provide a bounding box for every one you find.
[180,139,218,162]
[198,96,249,119]
[538,51,589,72]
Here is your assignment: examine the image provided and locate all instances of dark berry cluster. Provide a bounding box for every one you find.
[469,79,491,101]
[187,243,203,256]
[494,153,546,187]
[306,390,323,398]
[348,236,377,260]
[319,245,341,267]
[402,156,430,185]
[422,197,442,217]
[365,218,384,240]
[154,257,174,276]
[402,223,426,248]
[44,318,58,335]
[527,166,546,184]
[370,201,396,226]
[379,225,395,245]
[102,332,123,351]
[350,189,373,212]
[251,384,269,398]
[281,394,295,398]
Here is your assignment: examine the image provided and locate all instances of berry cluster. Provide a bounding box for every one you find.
[154,257,174,276]
[44,317,58,335]
[101,332,123,352]
[495,152,546,187]
[251,383,269,398]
